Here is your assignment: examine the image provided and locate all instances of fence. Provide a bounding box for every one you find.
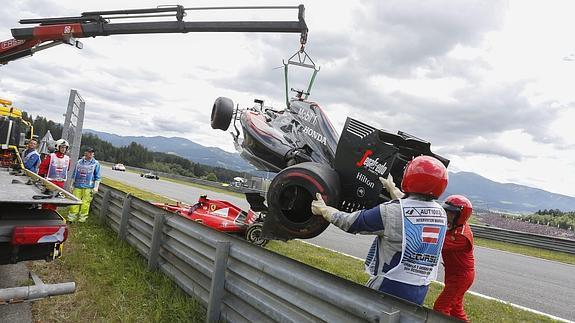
[470,224,575,254]
[91,184,455,323]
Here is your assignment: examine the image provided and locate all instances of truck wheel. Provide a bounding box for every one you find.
[245,223,268,247]
[211,97,234,131]
[265,162,340,240]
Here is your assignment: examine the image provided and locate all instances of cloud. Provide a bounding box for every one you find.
[442,137,524,161]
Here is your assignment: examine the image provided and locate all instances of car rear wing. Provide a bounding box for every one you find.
[334,117,449,212]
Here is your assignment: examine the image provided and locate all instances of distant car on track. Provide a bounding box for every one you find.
[112,163,126,171]
[140,172,159,180]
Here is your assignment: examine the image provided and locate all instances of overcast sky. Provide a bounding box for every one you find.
[2,0,574,197]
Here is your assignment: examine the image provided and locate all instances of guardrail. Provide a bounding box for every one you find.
[91,184,455,323]
[470,224,575,255]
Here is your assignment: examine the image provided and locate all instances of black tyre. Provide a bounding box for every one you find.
[140,174,143,177]
[265,162,340,240]
[245,223,268,247]
[211,97,234,131]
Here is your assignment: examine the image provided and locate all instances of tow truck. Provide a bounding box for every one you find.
[0,98,80,303]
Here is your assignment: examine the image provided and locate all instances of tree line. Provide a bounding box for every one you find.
[524,209,575,230]
[24,113,244,183]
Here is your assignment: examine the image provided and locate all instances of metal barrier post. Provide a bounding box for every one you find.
[206,241,230,323]
[148,213,166,271]
[99,190,111,224]
[118,193,132,240]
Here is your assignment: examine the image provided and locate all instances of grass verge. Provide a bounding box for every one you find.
[474,238,575,265]
[29,191,204,322]
[266,240,560,323]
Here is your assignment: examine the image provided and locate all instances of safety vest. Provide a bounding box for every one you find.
[23,149,40,171]
[74,158,97,187]
[383,198,447,286]
[46,153,70,181]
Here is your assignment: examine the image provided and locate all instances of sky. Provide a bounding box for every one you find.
[1,0,574,197]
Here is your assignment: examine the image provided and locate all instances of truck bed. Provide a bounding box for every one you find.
[0,168,80,204]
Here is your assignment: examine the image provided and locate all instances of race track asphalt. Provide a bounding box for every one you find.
[102,168,575,321]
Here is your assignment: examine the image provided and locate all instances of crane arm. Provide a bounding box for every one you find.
[1,5,308,65]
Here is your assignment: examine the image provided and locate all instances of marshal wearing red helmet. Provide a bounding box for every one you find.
[311,155,449,305]
[433,195,475,322]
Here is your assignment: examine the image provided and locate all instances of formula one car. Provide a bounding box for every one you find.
[211,49,449,240]
[140,172,159,180]
[152,194,268,246]
[112,163,126,171]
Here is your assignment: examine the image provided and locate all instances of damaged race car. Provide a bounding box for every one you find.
[211,48,449,241]
[152,194,268,246]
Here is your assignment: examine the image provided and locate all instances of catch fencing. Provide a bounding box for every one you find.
[470,224,575,255]
[91,184,455,323]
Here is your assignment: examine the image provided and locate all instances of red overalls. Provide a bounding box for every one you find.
[433,223,475,322]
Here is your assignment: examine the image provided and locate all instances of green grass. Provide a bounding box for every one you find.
[266,240,560,323]
[30,211,205,322]
[474,238,575,265]
[102,177,177,204]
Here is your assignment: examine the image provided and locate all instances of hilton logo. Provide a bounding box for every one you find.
[356,172,374,188]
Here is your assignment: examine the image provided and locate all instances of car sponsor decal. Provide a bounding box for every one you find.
[302,125,327,145]
[356,149,388,176]
[298,107,318,125]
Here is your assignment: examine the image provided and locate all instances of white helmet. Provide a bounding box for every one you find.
[55,139,70,150]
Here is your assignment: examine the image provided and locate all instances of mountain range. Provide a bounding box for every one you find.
[85,129,575,213]
[85,129,255,173]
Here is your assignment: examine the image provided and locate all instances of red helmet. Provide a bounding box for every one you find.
[443,195,473,226]
[401,156,448,199]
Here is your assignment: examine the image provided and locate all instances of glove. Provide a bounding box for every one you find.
[380,174,405,200]
[93,180,100,193]
[311,193,338,222]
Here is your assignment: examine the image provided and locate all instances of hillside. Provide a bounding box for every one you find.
[85,129,255,172]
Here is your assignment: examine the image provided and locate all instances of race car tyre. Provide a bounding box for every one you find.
[140,174,143,177]
[245,223,268,247]
[211,97,234,131]
[265,162,341,240]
